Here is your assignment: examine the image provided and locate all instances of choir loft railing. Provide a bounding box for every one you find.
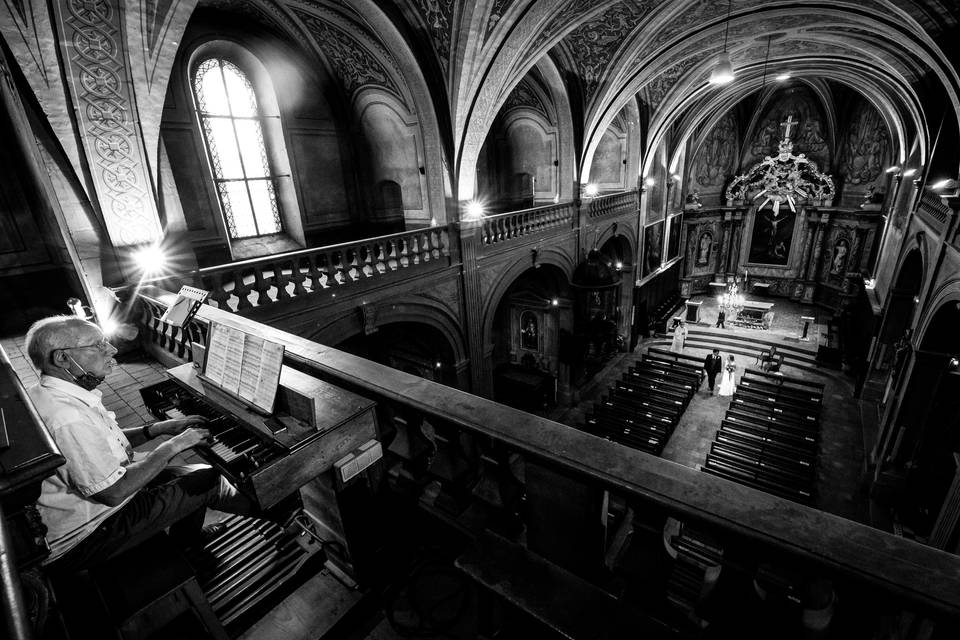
[917,191,949,232]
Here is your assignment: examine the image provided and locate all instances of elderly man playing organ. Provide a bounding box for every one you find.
[24,315,291,573]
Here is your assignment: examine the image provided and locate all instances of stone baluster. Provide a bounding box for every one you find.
[345,247,361,281]
[252,267,272,306]
[290,258,308,296]
[271,261,289,300]
[331,251,346,285]
[305,254,323,290]
[233,269,254,311]
[360,242,375,276]
[206,273,232,310]
[398,238,411,268]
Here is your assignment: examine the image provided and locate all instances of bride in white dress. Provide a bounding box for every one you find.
[718,355,737,397]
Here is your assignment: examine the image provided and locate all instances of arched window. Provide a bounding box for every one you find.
[192,58,281,238]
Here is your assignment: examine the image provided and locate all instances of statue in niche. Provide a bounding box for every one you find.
[520,311,539,350]
[831,238,849,274]
[696,231,713,266]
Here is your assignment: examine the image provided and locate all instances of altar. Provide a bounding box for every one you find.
[732,300,775,329]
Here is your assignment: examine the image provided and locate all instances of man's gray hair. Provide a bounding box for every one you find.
[24,316,99,371]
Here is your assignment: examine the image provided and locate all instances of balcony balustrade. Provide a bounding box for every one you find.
[197,226,451,312]
[480,202,576,246]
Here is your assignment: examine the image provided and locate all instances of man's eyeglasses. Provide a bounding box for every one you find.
[65,338,114,353]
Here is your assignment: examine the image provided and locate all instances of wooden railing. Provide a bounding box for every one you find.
[587,190,637,218]
[480,202,576,245]
[197,226,451,312]
[134,286,960,626]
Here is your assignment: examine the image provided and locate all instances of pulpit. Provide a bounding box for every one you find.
[684,300,702,323]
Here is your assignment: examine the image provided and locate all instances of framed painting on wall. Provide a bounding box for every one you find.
[642,220,665,278]
[667,213,683,260]
[748,208,797,266]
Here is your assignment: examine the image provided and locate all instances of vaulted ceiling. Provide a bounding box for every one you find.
[3,0,957,197]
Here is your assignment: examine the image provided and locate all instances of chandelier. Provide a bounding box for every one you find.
[717,282,744,315]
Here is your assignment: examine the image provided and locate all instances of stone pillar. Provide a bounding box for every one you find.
[458,219,491,396]
[727,213,743,278]
[794,219,815,300]
[716,212,731,279]
[802,214,829,303]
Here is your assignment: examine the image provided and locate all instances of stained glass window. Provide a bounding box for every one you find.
[193,58,281,238]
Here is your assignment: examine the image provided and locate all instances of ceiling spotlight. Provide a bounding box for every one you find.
[709,0,735,85]
[709,51,735,85]
[644,177,656,187]
[551,298,559,306]
[584,183,599,197]
[775,73,791,81]
[885,165,901,174]
[902,168,918,178]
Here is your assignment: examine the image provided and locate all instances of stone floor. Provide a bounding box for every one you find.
[686,292,831,341]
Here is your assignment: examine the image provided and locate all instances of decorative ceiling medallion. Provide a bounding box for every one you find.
[726,115,834,213]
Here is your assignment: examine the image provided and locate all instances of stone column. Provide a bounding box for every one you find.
[458,219,491,396]
[801,214,829,303]
[716,212,731,278]
[794,219,815,300]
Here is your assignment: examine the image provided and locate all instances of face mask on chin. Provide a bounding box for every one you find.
[66,355,105,391]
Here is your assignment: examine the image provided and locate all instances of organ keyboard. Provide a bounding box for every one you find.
[141,363,378,509]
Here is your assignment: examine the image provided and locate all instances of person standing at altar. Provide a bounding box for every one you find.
[670,319,687,353]
[702,349,723,394]
[718,355,737,397]
[715,309,726,329]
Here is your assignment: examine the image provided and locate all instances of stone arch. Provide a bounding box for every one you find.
[916,281,960,355]
[356,90,433,227]
[481,257,574,355]
[308,295,467,367]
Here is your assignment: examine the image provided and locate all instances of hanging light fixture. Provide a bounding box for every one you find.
[709,0,735,85]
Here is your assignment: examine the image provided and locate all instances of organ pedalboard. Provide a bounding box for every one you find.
[140,362,380,630]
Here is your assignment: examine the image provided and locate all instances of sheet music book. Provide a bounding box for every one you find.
[202,322,284,414]
[160,286,209,328]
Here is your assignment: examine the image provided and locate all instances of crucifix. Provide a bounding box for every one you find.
[780,114,798,140]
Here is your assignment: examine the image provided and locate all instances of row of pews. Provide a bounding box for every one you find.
[579,349,702,456]
[701,368,826,505]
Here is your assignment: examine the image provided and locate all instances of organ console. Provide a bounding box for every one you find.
[137,361,382,628]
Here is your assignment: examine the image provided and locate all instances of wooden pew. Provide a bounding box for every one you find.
[702,458,815,505]
[709,442,815,485]
[582,417,666,455]
[632,361,701,387]
[740,368,826,395]
[623,370,696,396]
[717,424,818,462]
[593,404,675,431]
[714,431,816,471]
[724,408,819,440]
[734,388,822,418]
[737,377,823,405]
[645,349,706,379]
[615,379,689,406]
[720,418,818,452]
[729,397,820,428]
[597,395,680,422]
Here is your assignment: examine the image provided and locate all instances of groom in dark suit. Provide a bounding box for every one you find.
[703,349,723,393]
